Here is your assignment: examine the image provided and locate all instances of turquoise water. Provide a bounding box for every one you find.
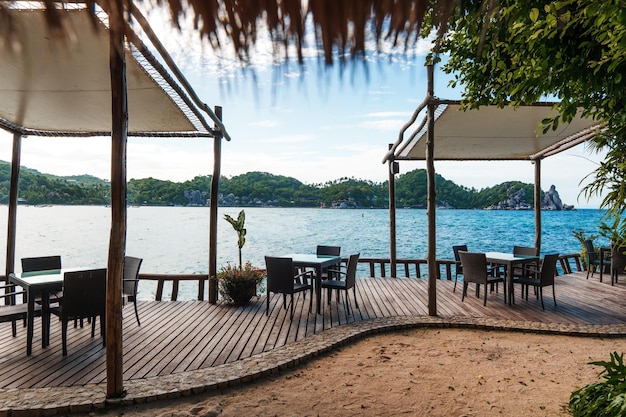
[1,206,608,300]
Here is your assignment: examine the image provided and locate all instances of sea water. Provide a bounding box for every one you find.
[0,206,608,300]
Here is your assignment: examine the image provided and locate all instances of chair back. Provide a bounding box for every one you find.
[123,256,143,296]
[452,245,468,273]
[265,256,296,294]
[458,251,488,285]
[344,253,360,289]
[21,256,62,273]
[513,246,539,256]
[540,253,559,286]
[317,245,341,256]
[584,239,597,263]
[62,268,106,320]
[611,246,626,274]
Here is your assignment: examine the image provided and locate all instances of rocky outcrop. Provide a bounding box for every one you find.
[485,184,574,210]
[485,188,532,210]
[543,185,563,210]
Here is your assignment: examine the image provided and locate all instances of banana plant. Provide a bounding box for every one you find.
[224,210,246,268]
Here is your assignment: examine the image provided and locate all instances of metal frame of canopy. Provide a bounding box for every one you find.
[382,65,603,316]
[0,3,229,397]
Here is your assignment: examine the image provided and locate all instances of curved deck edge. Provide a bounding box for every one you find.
[3,315,626,416]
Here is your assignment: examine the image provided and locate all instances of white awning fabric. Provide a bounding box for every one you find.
[0,7,212,137]
[393,103,601,161]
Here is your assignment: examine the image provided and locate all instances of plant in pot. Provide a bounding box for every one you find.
[216,210,265,305]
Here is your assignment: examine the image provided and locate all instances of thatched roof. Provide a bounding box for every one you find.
[1,0,458,65]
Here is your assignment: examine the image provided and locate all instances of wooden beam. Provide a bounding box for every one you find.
[426,64,437,316]
[106,0,127,398]
[5,132,21,279]
[209,106,223,304]
[534,158,542,252]
[388,144,397,278]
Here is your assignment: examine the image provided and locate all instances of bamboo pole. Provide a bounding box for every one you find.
[209,106,223,304]
[534,158,542,252]
[5,132,21,280]
[106,0,127,398]
[388,144,397,278]
[426,64,437,316]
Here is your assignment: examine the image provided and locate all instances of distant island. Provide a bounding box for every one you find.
[0,160,573,210]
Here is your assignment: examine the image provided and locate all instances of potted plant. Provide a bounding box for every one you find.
[216,261,265,305]
[216,210,265,305]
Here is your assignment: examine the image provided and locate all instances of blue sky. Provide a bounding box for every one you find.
[0,9,606,208]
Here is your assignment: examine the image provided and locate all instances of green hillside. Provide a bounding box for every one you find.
[0,160,547,209]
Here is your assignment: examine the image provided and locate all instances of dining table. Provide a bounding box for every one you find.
[485,252,540,306]
[8,267,102,355]
[283,253,342,314]
[9,269,64,355]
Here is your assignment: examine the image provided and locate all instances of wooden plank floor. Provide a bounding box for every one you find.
[0,271,625,389]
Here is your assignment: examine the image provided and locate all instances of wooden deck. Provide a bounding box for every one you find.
[1,271,625,390]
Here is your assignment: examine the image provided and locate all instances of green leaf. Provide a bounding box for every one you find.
[530,8,539,23]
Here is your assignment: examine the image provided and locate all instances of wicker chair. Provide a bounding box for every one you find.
[611,246,626,286]
[51,268,106,356]
[452,245,467,292]
[265,256,313,319]
[514,253,559,310]
[123,256,143,326]
[321,253,360,314]
[316,245,341,279]
[0,282,30,337]
[458,251,505,306]
[584,239,611,282]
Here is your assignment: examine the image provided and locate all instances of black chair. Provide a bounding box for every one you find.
[316,245,341,279]
[611,246,626,286]
[0,281,31,337]
[51,268,106,356]
[512,245,540,292]
[21,255,63,329]
[514,253,559,310]
[452,245,467,292]
[265,256,313,319]
[584,239,611,282]
[321,253,360,315]
[122,256,143,326]
[458,251,505,306]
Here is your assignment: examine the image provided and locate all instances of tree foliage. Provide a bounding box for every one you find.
[438,0,626,241]
[0,160,557,209]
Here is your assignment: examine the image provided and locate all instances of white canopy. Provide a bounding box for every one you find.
[0,7,214,137]
[391,102,600,161]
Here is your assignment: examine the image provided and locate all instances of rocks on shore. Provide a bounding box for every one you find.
[485,184,574,210]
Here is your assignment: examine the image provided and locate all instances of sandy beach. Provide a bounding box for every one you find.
[79,327,624,417]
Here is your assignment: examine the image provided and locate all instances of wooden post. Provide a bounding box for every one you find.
[209,106,223,304]
[426,64,437,316]
[534,158,542,252]
[106,0,127,398]
[5,132,21,279]
[388,144,397,278]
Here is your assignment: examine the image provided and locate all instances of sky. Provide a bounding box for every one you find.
[0,7,607,208]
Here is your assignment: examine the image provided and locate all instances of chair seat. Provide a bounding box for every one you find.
[320,279,347,290]
[0,303,30,322]
[293,282,312,292]
[513,276,540,286]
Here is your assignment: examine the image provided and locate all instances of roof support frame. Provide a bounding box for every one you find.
[384,64,601,316]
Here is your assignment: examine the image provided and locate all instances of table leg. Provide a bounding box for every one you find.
[42,291,50,348]
[27,294,34,356]
[316,265,322,314]
[507,262,514,306]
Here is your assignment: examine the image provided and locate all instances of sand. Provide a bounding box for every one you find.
[81,328,624,417]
